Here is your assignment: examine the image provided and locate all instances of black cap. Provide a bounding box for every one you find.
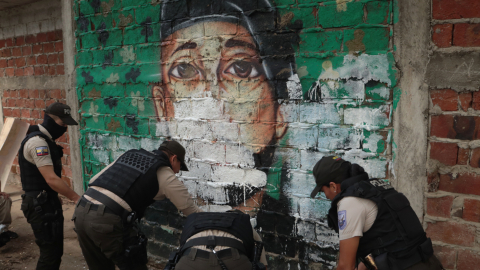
[45,102,78,125]
[310,156,351,198]
[159,140,189,171]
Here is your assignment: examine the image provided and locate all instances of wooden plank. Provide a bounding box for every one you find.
[0,118,29,191]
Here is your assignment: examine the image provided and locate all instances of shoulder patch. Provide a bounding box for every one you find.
[36,146,49,156]
[338,210,347,230]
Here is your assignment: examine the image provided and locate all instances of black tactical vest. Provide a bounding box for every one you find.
[89,149,170,218]
[180,212,255,260]
[18,126,63,192]
[327,175,431,268]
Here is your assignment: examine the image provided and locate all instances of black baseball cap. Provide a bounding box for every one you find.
[159,140,188,171]
[45,102,78,125]
[310,156,351,198]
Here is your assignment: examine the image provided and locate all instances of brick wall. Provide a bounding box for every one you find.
[0,0,73,188]
[427,1,480,269]
[74,0,396,268]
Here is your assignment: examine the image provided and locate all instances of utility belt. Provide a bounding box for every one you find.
[362,238,434,270]
[83,188,137,225]
[164,236,266,270]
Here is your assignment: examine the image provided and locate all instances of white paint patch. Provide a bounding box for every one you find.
[369,86,390,99]
[285,123,318,149]
[155,119,177,138]
[92,149,110,164]
[283,172,317,197]
[207,121,240,142]
[296,220,316,242]
[194,141,226,163]
[363,132,384,153]
[211,166,267,187]
[278,101,299,123]
[106,73,119,83]
[299,103,341,125]
[344,105,390,127]
[341,150,387,178]
[320,80,365,101]
[287,74,303,100]
[300,150,326,170]
[336,0,353,12]
[318,128,362,150]
[88,102,100,123]
[225,143,257,167]
[120,46,135,62]
[174,98,224,120]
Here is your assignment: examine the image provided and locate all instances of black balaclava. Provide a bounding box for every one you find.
[160,0,300,99]
[42,114,67,140]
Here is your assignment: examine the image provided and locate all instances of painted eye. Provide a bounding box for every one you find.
[225,61,261,79]
[169,63,198,79]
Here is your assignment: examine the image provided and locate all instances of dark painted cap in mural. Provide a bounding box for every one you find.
[45,102,78,125]
[310,156,351,198]
[159,140,189,171]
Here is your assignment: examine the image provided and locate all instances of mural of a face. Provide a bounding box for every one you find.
[153,21,284,153]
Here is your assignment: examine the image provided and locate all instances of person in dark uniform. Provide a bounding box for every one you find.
[310,156,444,270]
[73,140,202,270]
[167,211,267,270]
[18,102,81,270]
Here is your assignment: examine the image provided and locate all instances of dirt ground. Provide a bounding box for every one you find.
[0,184,87,270]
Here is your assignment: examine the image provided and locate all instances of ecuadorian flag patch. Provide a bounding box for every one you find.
[36,146,49,156]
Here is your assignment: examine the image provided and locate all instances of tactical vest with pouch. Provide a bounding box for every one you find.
[18,125,63,193]
[88,149,171,218]
[328,175,434,270]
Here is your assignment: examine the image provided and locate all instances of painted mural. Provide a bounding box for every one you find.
[74,0,396,268]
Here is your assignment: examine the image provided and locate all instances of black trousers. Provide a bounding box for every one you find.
[21,194,64,270]
[175,248,252,270]
[73,200,148,270]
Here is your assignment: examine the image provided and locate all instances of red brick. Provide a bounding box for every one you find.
[454,23,480,47]
[12,47,22,57]
[25,99,35,108]
[439,173,480,195]
[15,36,25,46]
[426,220,475,246]
[5,38,13,47]
[45,99,56,106]
[32,44,42,54]
[55,41,63,52]
[470,148,480,167]
[25,34,36,44]
[15,57,26,68]
[463,198,480,222]
[458,249,480,270]
[433,245,456,269]
[47,54,58,64]
[0,48,11,57]
[47,66,56,76]
[57,65,64,75]
[22,46,32,56]
[27,56,36,66]
[5,68,14,77]
[426,196,454,218]
[43,43,55,53]
[432,24,453,48]
[14,68,24,76]
[24,66,34,76]
[37,55,47,65]
[35,99,46,108]
[34,66,45,76]
[38,90,47,99]
[16,99,25,107]
[430,115,455,138]
[431,89,458,111]
[458,147,470,165]
[0,69,5,78]
[62,144,70,155]
[9,90,18,98]
[37,33,47,43]
[48,89,63,99]
[55,30,63,41]
[0,59,6,68]
[58,53,64,64]
[2,108,12,117]
[6,98,16,107]
[7,59,14,67]
[10,108,20,118]
[21,109,31,118]
[46,31,56,42]
[430,142,458,165]
[20,89,29,98]
[433,0,480,20]
[29,89,39,99]
[30,109,41,119]
[0,39,5,48]
[460,92,473,111]
[63,166,72,178]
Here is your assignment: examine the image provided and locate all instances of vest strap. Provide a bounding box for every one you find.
[181,236,247,255]
[84,188,132,220]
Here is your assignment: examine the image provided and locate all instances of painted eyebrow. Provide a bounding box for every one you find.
[172,42,197,55]
[224,39,257,51]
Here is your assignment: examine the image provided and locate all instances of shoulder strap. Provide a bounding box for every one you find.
[180,236,247,255]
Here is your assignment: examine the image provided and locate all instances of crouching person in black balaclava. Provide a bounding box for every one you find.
[310,156,444,270]
[73,140,202,270]
[19,102,81,270]
[165,210,267,270]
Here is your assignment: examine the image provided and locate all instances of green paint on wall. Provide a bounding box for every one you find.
[365,1,391,25]
[344,27,389,53]
[393,87,402,111]
[317,1,364,28]
[299,30,343,53]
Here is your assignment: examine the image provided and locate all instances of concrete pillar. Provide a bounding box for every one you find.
[393,0,431,219]
[62,0,84,195]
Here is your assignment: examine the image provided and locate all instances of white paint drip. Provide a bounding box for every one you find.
[287,74,303,99]
[363,132,384,153]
